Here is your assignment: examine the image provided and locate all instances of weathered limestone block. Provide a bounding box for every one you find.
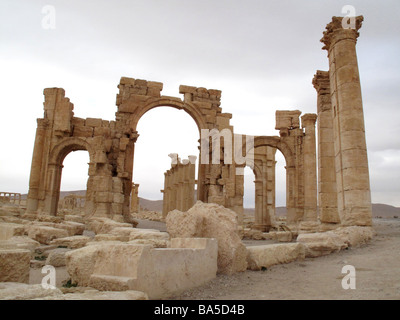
[45,248,71,267]
[331,226,375,247]
[246,243,306,270]
[0,236,40,253]
[0,283,65,300]
[128,239,169,248]
[110,227,137,238]
[129,229,170,241]
[57,222,86,236]
[93,234,128,242]
[26,225,69,245]
[0,249,31,283]
[297,231,347,258]
[86,218,133,234]
[63,215,85,224]
[166,201,247,274]
[66,239,218,299]
[65,244,103,287]
[272,231,294,242]
[0,222,25,240]
[50,235,91,249]
[63,290,148,300]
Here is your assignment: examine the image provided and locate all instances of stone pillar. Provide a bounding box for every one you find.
[266,147,277,228]
[286,166,296,225]
[130,183,139,213]
[321,16,372,226]
[253,179,264,230]
[26,119,48,214]
[313,70,340,224]
[301,114,318,222]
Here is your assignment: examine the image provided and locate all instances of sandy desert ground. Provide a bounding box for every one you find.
[168,218,400,300]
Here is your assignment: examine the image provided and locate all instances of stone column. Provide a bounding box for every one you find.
[26,119,48,214]
[301,114,318,223]
[321,16,372,226]
[286,166,297,225]
[266,147,277,228]
[253,179,264,230]
[130,183,139,213]
[313,70,340,224]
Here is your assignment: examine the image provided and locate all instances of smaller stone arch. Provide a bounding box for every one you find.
[42,137,96,216]
[49,137,95,165]
[253,136,295,168]
[250,136,298,225]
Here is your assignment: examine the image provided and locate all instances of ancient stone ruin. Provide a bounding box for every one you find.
[0,16,375,300]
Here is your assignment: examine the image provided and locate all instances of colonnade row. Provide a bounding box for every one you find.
[161,155,197,217]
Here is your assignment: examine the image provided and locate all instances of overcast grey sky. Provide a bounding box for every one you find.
[1,0,399,207]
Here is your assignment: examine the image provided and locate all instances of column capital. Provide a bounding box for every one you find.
[321,16,363,51]
[301,113,318,128]
[312,70,330,93]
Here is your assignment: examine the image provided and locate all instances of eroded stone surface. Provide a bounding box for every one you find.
[166,201,247,274]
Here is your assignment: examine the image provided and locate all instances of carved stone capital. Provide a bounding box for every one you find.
[321,16,363,51]
[312,70,330,93]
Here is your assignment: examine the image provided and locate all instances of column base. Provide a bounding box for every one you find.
[298,221,320,234]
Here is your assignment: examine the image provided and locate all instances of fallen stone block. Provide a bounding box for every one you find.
[63,289,148,300]
[0,283,64,300]
[86,218,134,234]
[93,234,128,242]
[0,222,25,240]
[129,229,170,241]
[275,231,293,242]
[26,225,69,245]
[45,248,71,267]
[166,201,247,275]
[247,243,306,270]
[128,239,169,248]
[66,238,218,299]
[0,236,40,253]
[0,249,31,283]
[297,231,348,258]
[56,222,85,236]
[63,215,85,224]
[50,235,91,249]
[30,259,46,269]
[331,226,376,247]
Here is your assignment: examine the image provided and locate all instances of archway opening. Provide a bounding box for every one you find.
[243,165,256,210]
[275,150,287,223]
[58,150,90,212]
[133,107,199,213]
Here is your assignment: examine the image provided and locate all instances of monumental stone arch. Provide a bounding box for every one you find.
[25,15,373,231]
[26,78,242,223]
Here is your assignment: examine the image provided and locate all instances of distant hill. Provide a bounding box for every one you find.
[21,190,400,218]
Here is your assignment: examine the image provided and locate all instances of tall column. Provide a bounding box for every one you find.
[301,114,318,223]
[313,71,340,224]
[26,119,48,214]
[266,147,277,228]
[321,16,372,226]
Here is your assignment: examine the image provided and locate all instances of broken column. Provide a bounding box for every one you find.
[321,16,372,226]
[313,70,340,225]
